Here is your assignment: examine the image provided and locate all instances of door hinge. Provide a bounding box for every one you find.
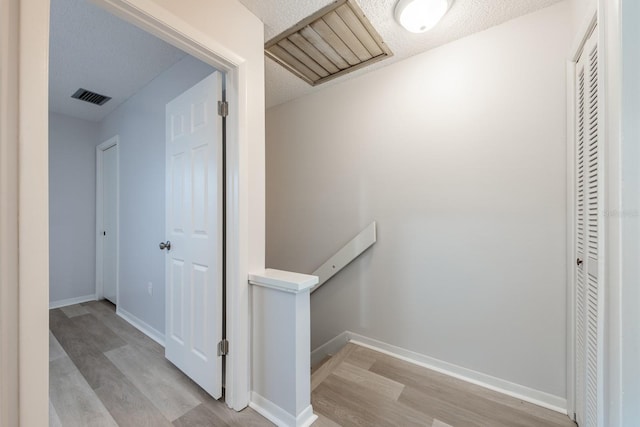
[218,339,229,356]
[217,100,228,117]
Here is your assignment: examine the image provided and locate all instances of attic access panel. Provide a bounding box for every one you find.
[265,0,393,86]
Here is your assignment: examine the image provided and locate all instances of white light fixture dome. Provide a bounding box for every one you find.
[394,0,452,33]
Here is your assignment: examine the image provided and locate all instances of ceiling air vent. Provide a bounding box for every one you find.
[71,88,112,106]
[265,0,392,86]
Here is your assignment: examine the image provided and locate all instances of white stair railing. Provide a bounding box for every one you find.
[311,221,377,293]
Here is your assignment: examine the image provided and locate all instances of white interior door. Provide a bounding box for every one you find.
[102,144,118,305]
[574,26,603,427]
[164,71,223,398]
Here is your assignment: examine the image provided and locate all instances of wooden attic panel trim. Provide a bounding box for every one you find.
[299,26,350,70]
[310,19,360,66]
[264,0,349,49]
[266,46,319,84]
[264,0,393,86]
[313,52,390,86]
[277,39,330,77]
[336,4,383,57]
[345,0,393,57]
[322,11,372,62]
[288,33,340,74]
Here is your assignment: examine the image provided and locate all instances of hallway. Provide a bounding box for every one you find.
[49,301,271,426]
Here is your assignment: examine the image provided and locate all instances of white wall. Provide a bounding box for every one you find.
[49,112,98,304]
[266,2,572,400]
[98,55,214,334]
[569,0,597,32]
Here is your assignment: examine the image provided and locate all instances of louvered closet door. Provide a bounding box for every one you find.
[574,26,602,427]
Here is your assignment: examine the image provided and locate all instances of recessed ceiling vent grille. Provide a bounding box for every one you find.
[71,88,112,106]
[265,0,393,86]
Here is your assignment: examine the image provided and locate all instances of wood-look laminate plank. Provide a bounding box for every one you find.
[51,312,129,389]
[49,356,118,427]
[181,380,274,427]
[312,343,356,391]
[50,303,273,426]
[82,300,164,357]
[61,304,90,318]
[94,375,174,427]
[344,345,376,370]
[399,384,502,427]
[432,420,454,427]
[50,311,129,390]
[49,399,63,427]
[172,403,231,427]
[314,412,342,427]
[70,313,127,353]
[332,362,404,401]
[49,331,66,361]
[313,374,431,427]
[105,344,201,421]
[369,353,573,427]
[312,356,332,374]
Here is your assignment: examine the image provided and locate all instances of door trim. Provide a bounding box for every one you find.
[96,136,120,306]
[92,0,259,411]
[0,0,20,424]
[565,6,598,422]
[7,0,264,419]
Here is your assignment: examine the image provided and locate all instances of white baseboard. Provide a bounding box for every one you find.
[314,331,568,415]
[49,294,96,309]
[250,392,318,427]
[116,307,165,347]
[311,331,350,367]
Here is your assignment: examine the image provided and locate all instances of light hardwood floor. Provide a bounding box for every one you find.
[51,302,577,427]
[49,300,273,427]
[311,343,577,427]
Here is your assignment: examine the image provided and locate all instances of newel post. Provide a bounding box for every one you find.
[248,269,318,427]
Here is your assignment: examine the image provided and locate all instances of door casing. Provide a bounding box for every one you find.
[89,0,254,411]
[1,0,265,423]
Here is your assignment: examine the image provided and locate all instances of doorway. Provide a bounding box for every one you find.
[48,0,227,409]
[96,137,119,306]
[568,10,604,427]
[2,0,264,421]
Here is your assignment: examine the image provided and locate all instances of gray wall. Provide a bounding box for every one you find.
[98,55,215,335]
[49,112,98,303]
[621,0,640,422]
[265,2,572,399]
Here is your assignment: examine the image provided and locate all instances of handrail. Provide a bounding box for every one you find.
[310,222,377,293]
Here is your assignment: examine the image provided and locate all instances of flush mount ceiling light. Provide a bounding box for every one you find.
[394,0,452,33]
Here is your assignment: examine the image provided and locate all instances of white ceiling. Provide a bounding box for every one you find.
[49,0,186,122]
[237,0,564,108]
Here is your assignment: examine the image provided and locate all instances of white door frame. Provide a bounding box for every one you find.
[565,7,598,419]
[566,2,626,424]
[96,136,120,305]
[77,0,261,413]
[1,0,265,423]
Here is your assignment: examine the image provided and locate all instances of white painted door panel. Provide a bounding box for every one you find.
[574,27,602,427]
[102,145,118,305]
[165,71,223,398]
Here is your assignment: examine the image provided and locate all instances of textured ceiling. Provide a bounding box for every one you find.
[237,0,564,108]
[49,0,186,122]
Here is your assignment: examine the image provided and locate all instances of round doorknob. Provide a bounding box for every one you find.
[159,241,171,251]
